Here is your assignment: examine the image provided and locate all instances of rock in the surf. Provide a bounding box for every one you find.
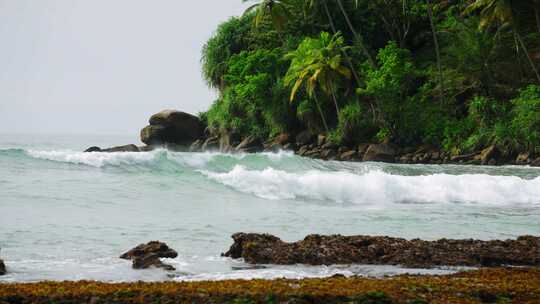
[120,241,178,271]
[223,233,540,268]
[362,143,397,162]
[84,145,140,153]
[140,110,205,146]
[0,249,6,275]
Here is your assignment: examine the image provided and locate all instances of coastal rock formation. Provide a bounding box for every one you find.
[84,145,140,153]
[362,143,397,162]
[120,241,178,271]
[140,110,205,146]
[0,259,5,276]
[223,233,540,268]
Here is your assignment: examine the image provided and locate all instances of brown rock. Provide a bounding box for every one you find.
[479,146,499,165]
[120,241,178,271]
[223,233,540,268]
[531,158,540,167]
[296,130,315,146]
[357,144,370,156]
[340,150,357,161]
[236,136,263,153]
[363,143,397,163]
[516,152,531,165]
[317,134,326,146]
[141,110,205,146]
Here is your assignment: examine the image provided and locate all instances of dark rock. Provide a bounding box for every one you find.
[224,233,540,268]
[363,143,397,163]
[101,144,140,153]
[357,144,370,156]
[321,149,337,160]
[296,130,315,146]
[531,158,540,167]
[450,152,478,162]
[141,110,205,146]
[236,136,263,153]
[139,145,155,152]
[274,133,292,146]
[0,259,5,276]
[84,146,101,153]
[120,241,178,271]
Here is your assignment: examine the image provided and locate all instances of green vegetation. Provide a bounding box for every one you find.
[202,0,540,154]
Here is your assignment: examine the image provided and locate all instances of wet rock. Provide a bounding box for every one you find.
[450,152,478,162]
[0,259,5,276]
[141,110,205,146]
[139,145,155,152]
[362,143,397,163]
[317,134,326,147]
[236,136,263,153]
[101,144,140,153]
[357,144,370,156]
[531,157,540,167]
[223,233,540,268]
[120,241,178,271]
[296,130,315,146]
[84,146,102,153]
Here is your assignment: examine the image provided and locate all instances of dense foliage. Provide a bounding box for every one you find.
[202,0,540,154]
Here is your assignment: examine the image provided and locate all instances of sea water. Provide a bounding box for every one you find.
[1,134,539,282]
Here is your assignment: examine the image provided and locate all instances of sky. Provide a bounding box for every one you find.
[0,0,249,136]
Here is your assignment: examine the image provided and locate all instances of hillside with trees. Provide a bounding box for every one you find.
[200,0,540,158]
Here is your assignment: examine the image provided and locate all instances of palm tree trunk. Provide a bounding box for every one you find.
[335,0,377,69]
[515,31,540,82]
[535,7,540,32]
[313,94,330,132]
[329,84,341,119]
[322,2,362,87]
[427,0,444,103]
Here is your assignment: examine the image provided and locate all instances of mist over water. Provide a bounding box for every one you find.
[1,134,539,282]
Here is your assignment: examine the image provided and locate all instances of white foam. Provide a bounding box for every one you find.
[203,165,540,205]
[27,149,159,168]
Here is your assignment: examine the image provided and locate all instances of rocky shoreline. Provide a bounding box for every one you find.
[86,110,540,167]
[223,233,540,268]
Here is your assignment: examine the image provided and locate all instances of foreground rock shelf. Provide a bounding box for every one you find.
[1,268,539,303]
[223,233,540,268]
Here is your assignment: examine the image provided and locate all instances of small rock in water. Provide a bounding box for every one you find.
[0,249,6,275]
[120,241,178,271]
[84,146,101,153]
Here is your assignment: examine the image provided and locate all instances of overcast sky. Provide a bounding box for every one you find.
[0,0,249,136]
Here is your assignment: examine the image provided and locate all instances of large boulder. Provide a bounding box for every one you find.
[362,143,397,163]
[120,241,178,271]
[140,110,205,146]
[223,233,540,268]
[84,145,140,153]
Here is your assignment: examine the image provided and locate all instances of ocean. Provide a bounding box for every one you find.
[1,134,539,282]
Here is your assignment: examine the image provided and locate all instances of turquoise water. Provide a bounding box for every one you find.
[1,134,539,282]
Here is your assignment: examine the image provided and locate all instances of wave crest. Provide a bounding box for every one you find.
[203,165,540,205]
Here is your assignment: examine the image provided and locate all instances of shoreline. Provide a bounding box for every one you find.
[1,268,539,303]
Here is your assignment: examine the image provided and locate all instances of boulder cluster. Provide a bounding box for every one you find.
[120,241,178,271]
[223,233,540,268]
[82,109,540,166]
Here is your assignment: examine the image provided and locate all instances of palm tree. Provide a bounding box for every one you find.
[466,0,540,82]
[284,32,352,131]
[242,0,292,31]
[427,0,444,102]
[334,0,377,69]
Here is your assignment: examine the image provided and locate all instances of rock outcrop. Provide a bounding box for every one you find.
[362,143,397,162]
[223,233,540,268]
[0,249,6,275]
[140,110,205,146]
[120,241,178,271]
[84,145,140,153]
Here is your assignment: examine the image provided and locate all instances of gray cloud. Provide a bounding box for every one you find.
[0,0,248,135]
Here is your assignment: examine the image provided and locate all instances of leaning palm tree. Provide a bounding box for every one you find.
[284,32,352,132]
[242,0,292,31]
[466,0,540,82]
